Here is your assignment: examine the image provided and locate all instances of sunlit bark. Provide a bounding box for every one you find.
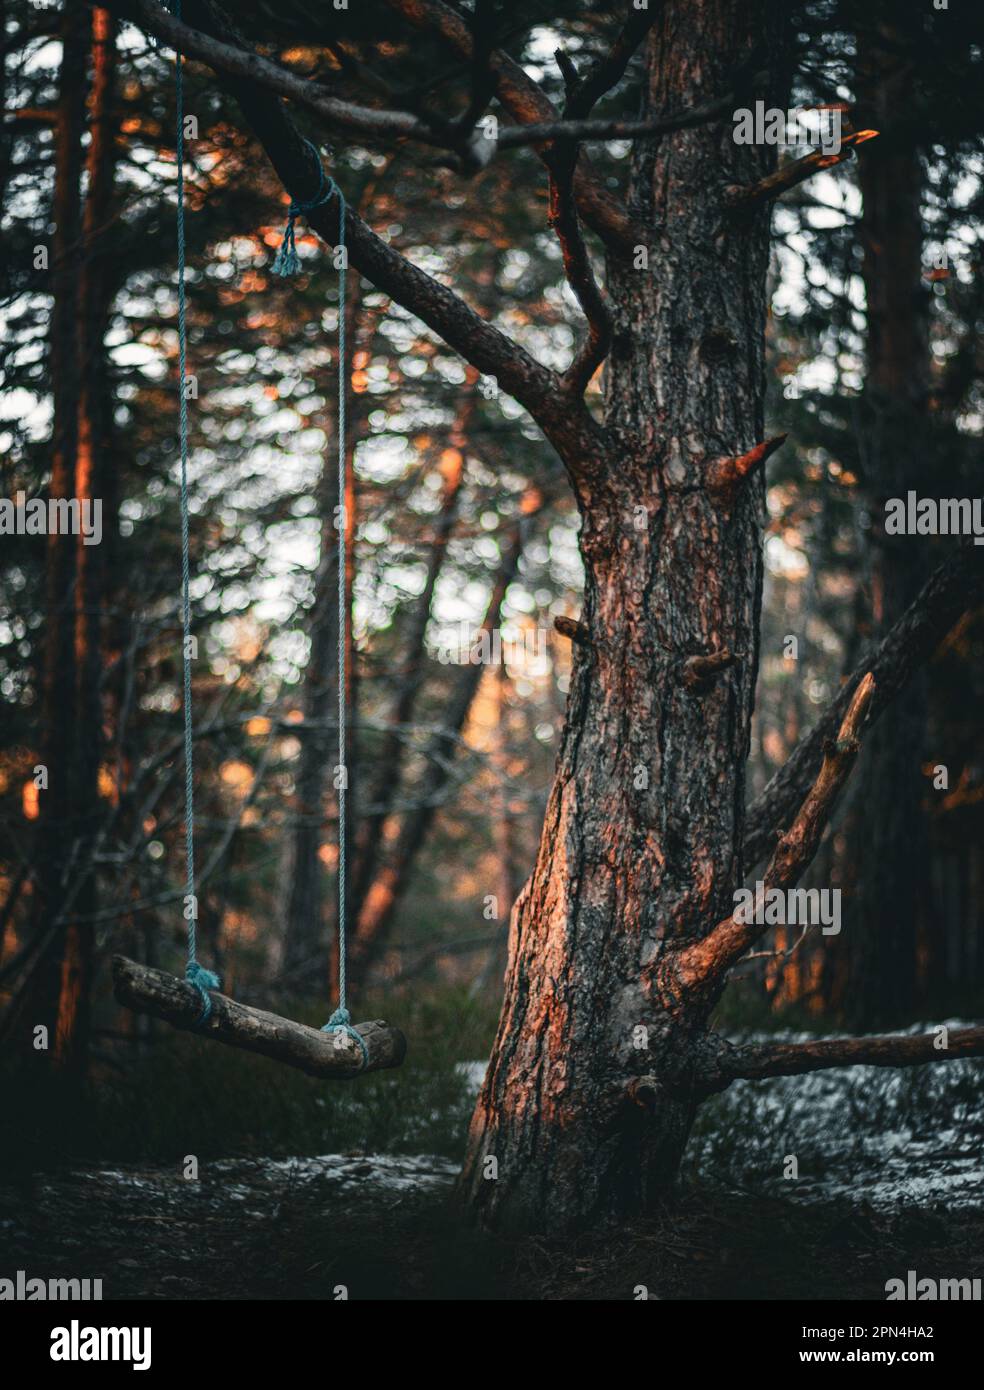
[459,0,787,1231]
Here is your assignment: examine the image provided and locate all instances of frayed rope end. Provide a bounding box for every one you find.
[271,248,300,277]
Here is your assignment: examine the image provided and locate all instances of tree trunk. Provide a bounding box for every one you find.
[54,6,119,1072]
[32,1,89,1061]
[480,663,519,991]
[460,0,785,1231]
[843,7,930,1027]
[349,501,531,986]
[349,373,474,924]
[282,272,361,981]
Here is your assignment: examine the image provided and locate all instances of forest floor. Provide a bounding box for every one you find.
[2,1154,983,1301]
[2,1024,983,1300]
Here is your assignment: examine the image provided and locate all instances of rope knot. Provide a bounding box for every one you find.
[322,1008,369,1071]
[271,139,341,278]
[185,961,220,1025]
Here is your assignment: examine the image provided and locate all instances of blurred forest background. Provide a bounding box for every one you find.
[1,0,982,1173]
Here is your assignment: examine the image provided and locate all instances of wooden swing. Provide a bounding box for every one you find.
[114,48,405,1081]
[113,957,406,1080]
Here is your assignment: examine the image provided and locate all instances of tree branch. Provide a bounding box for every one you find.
[744,543,984,866]
[95,0,751,161]
[561,7,658,121]
[675,674,876,988]
[493,95,755,147]
[554,614,592,647]
[724,129,879,207]
[454,0,497,139]
[706,433,787,499]
[541,10,655,396]
[121,0,462,153]
[165,0,607,478]
[696,1025,984,1094]
[548,144,611,395]
[681,647,738,690]
[381,0,646,254]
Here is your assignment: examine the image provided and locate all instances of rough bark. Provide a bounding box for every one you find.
[112,956,406,1077]
[458,0,787,1232]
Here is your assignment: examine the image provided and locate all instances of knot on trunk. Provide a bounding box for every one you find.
[705,434,787,501]
[553,614,592,647]
[627,1074,663,1112]
[625,1045,717,1108]
[681,647,740,691]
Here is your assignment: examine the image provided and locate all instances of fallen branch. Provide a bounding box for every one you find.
[112,956,406,1078]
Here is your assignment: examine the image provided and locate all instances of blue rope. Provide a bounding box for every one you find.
[315,167,366,1070]
[171,17,356,1055]
[173,0,218,1026]
[271,137,364,1069]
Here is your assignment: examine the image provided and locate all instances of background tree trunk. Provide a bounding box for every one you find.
[282,272,361,982]
[349,503,531,985]
[460,0,786,1231]
[31,0,89,1063]
[843,8,930,1027]
[349,375,474,927]
[55,6,119,1072]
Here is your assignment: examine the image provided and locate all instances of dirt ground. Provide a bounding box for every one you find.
[2,1156,982,1301]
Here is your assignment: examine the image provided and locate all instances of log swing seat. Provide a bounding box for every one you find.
[113,38,405,1080]
[112,957,406,1081]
